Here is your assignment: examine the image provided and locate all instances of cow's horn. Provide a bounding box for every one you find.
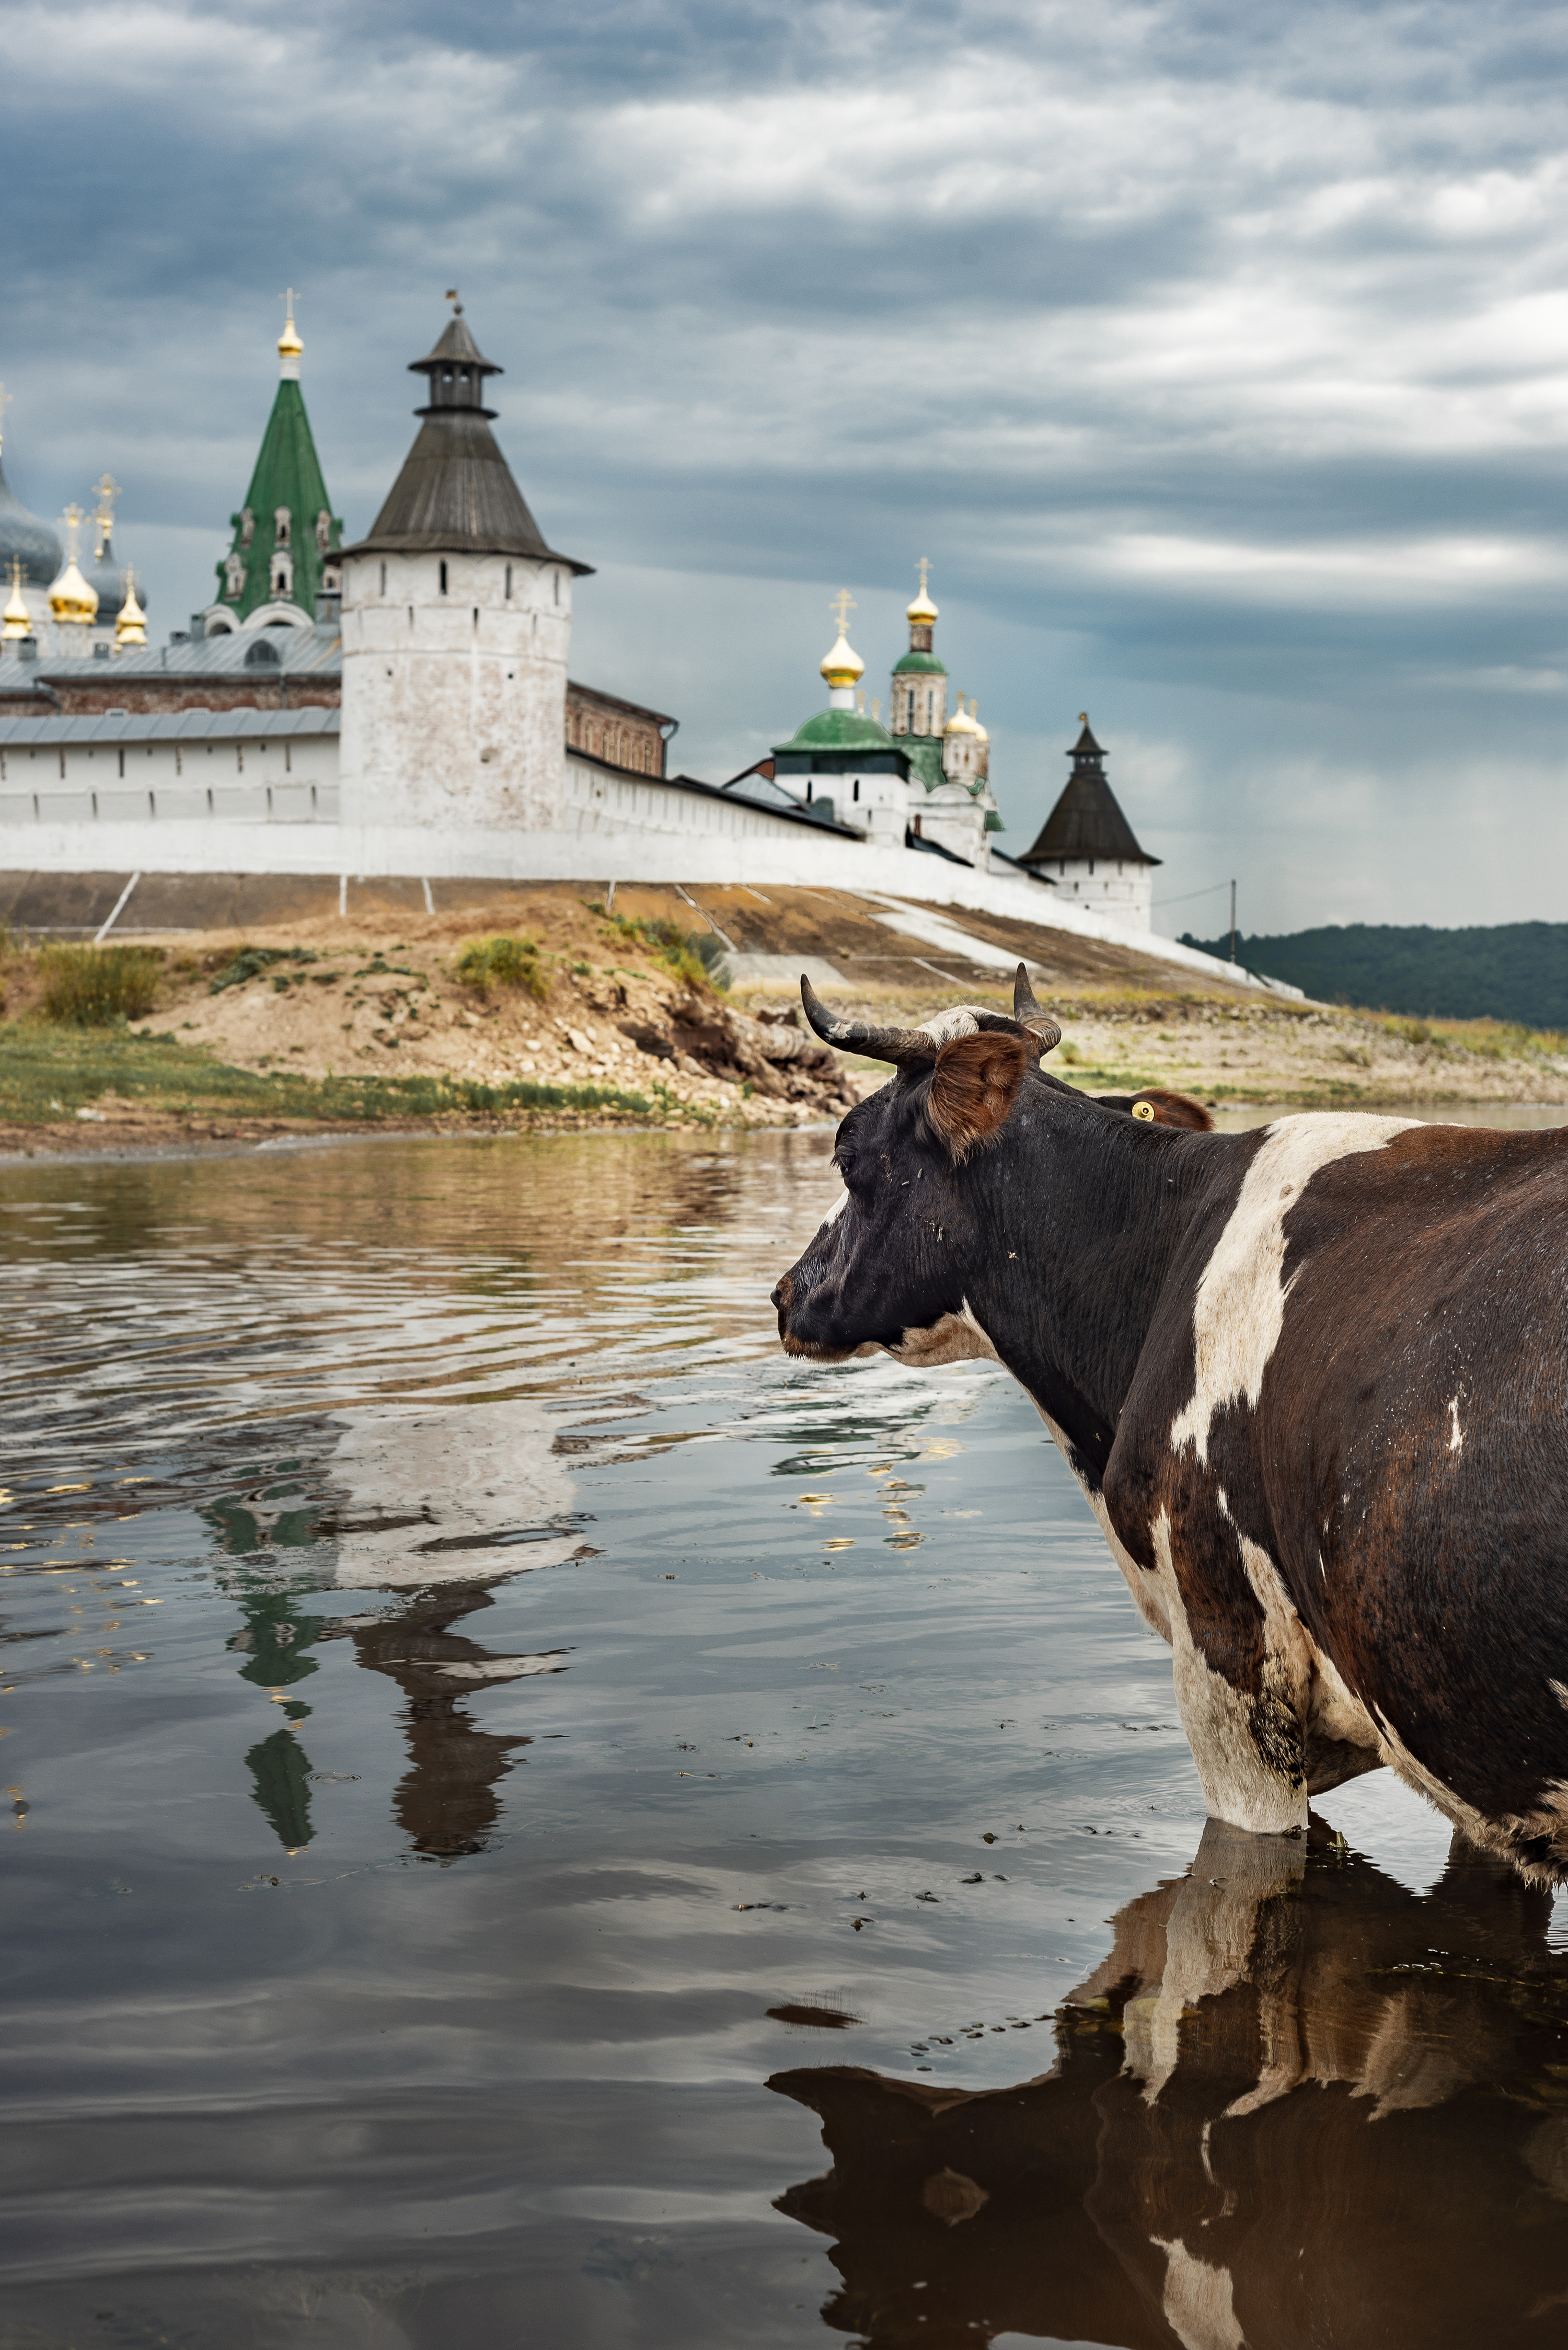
[1012,964,1063,1055]
[800,977,938,1068]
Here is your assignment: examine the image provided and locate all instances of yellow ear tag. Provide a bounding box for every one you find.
[1132,1100,1156,1121]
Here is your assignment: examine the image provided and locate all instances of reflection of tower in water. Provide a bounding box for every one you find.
[209,1413,577,1860]
[336,1585,547,1860]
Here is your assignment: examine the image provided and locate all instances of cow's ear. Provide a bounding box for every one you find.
[926,1031,1030,1161]
[1131,1087,1214,1131]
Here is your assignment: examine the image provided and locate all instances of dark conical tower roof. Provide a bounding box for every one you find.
[340,304,592,570]
[1020,718,1159,869]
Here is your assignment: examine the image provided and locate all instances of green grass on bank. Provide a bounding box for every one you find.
[0,1026,658,1127]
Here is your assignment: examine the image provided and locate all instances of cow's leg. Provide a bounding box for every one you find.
[1151,1511,1309,1837]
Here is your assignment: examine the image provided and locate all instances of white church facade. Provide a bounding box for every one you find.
[0,297,1205,964]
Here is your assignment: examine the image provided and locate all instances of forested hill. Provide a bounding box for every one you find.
[1178,923,1568,1031]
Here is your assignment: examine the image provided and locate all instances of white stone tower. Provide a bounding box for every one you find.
[337,300,592,835]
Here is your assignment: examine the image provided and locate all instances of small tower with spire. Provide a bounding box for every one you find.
[204,295,342,635]
[1017,717,1160,928]
[336,295,593,834]
[82,474,147,650]
[888,560,948,744]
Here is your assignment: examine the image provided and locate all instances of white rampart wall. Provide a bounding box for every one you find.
[338,548,570,832]
[0,752,1294,995]
[0,733,339,826]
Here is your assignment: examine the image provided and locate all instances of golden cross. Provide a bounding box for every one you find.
[281,286,296,325]
[91,474,121,557]
[829,587,856,635]
[917,556,931,599]
[60,503,84,561]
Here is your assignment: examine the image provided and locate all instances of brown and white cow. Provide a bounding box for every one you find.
[772,969,1568,1882]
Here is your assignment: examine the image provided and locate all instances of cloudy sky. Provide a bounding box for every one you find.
[6,0,1568,935]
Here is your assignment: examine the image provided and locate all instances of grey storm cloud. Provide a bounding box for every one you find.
[5,0,1568,929]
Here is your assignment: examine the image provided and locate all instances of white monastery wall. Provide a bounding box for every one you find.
[1040,855,1155,926]
[337,549,570,834]
[0,731,338,827]
[0,773,1292,996]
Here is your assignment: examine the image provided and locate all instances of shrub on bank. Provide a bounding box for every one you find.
[38,945,164,1027]
[592,908,725,992]
[455,935,548,1001]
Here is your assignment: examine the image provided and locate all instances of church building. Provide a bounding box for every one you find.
[1,429,148,663]
[761,570,1003,869]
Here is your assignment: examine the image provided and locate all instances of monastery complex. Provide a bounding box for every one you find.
[0,297,1269,990]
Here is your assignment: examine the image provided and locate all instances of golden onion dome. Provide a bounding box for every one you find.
[820,629,865,690]
[943,697,979,737]
[49,505,98,625]
[2,561,31,640]
[906,558,938,625]
[278,311,303,361]
[49,555,98,626]
[114,568,147,647]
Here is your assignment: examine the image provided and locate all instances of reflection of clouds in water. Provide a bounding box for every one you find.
[774,1816,1568,2349]
[325,1402,583,1589]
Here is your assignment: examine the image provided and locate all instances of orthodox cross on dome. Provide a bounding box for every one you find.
[917,556,931,600]
[59,503,84,563]
[91,473,121,559]
[445,287,463,315]
[829,587,857,634]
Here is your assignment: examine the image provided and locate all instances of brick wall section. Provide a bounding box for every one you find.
[564,684,670,777]
[31,670,671,774]
[41,679,342,716]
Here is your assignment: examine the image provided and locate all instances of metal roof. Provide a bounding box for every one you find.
[0,708,339,748]
[341,410,590,568]
[340,309,590,571]
[37,625,343,684]
[1019,723,1160,868]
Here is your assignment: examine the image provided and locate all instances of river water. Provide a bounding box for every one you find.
[3,1128,1566,2349]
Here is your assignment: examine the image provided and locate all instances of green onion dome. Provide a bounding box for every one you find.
[774,708,898,756]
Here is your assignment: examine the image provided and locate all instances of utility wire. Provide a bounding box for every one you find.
[1152,879,1232,910]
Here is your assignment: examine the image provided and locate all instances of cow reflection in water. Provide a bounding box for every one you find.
[773,1819,1568,2350]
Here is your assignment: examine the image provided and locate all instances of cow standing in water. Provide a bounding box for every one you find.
[772,970,1568,1883]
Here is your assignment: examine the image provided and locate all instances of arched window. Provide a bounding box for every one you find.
[274,507,292,548]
